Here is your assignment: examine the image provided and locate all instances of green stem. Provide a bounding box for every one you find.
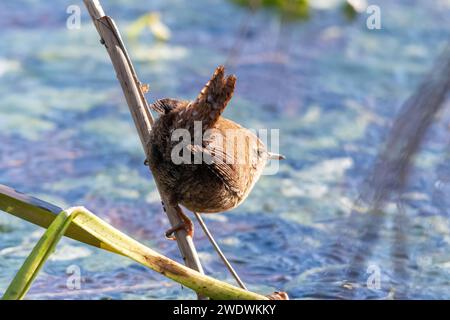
[64,207,267,300]
[2,211,73,300]
[0,186,268,300]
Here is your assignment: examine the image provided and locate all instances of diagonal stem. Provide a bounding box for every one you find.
[82,0,206,297]
[193,211,248,290]
[1,204,268,300]
[2,211,73,300]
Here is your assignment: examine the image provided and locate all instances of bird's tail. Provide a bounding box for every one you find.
[188,66,236,129]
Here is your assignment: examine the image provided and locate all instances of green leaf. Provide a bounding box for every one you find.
[2,211,72,300]
[0,184,117,253]
[0,185,268,300]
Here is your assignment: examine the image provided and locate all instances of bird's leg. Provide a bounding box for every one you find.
[164,204,194,240]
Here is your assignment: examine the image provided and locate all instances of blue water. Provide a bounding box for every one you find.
[0,0,450,299]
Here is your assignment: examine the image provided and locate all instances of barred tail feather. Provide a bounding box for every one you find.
[189,65,236,129]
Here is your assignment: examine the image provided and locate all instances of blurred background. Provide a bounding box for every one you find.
[0,0,450,299]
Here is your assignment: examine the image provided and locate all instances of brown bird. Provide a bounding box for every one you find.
[146,66,283,238]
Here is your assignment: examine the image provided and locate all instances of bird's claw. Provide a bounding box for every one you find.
[165,220,194,240]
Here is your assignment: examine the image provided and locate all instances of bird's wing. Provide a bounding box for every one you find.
[187,143,240,194]
[150,98,189,114]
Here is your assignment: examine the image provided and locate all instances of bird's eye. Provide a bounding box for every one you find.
[257,149,264,157]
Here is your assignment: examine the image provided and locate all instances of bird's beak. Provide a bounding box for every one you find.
[267,152,286,160]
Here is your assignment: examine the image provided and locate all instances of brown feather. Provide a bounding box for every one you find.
[146,66,270,214]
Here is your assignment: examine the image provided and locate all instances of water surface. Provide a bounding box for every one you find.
[0,0,450,299]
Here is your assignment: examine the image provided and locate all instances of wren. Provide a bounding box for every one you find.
[146,66,283,238]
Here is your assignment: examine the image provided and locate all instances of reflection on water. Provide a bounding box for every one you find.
[341,47,450,299]
[0,0,450,299]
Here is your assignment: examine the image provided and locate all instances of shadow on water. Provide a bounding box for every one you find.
[324,45,450,299]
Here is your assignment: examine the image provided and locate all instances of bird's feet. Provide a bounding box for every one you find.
[165,220,194,240]
[164,205,194,240]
